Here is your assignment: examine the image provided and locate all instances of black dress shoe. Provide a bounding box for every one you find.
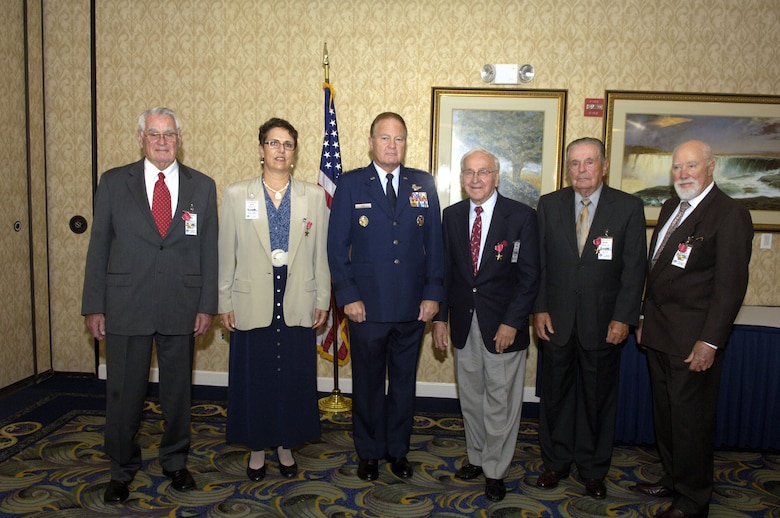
[389,456,413,478]
[635,480,674,498]
[279,462,298,479]
[536,470,570,489]
[485,478,506,502]
[246,462,266,482]
[103,479,129,504]
[584,478,607,499]
[455,463,484,480]
[162,468,196,491]
[357,459,379,481]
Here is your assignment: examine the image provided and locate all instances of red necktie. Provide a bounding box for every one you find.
[470,206,483,277]
[152,172,171,237]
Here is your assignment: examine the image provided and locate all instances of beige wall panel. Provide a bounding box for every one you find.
[0,0,34,388]
[44,0,775,386]
[43,0,95,372]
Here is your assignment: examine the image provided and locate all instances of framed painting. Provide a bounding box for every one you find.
[430,87,567,209]
[605,90,780,229]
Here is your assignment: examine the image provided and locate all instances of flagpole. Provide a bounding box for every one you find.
[318,42,351,414]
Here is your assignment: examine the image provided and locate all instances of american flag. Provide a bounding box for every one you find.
[317,82,349,365]
[317,83,341,208]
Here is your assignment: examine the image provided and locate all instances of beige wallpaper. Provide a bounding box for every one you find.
[25,0,780,388]
[0,1,34,388]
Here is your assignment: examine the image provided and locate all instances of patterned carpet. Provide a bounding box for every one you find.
[0,377,779,517]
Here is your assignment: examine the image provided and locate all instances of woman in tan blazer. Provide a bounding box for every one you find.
[218,118,330,481]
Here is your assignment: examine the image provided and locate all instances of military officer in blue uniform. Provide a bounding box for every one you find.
[327,112,444,481]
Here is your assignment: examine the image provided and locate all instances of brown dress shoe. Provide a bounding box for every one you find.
[655,506,709,518]
[536,470,569,489]
[584,478,606,499]
[635,480,673,498]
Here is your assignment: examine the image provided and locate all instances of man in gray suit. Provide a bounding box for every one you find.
[529,137,646,499]
[82,107,218,504]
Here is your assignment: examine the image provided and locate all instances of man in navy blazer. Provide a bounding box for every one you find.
[327,112,444,481]
[636,140,753,518]
[529,138,646,499]
[433,148,540,501]
[82,107,218,504]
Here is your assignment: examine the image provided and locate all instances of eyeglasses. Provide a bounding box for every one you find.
[265,140,295,151]
[461,169,497,179]
[144,132,178,142]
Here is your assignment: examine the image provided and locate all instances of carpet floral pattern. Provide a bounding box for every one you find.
[1,399,779,517]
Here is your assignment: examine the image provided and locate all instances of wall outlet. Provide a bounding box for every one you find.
[760,233,772,249]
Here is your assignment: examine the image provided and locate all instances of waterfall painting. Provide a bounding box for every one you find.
[604,91,780,229]
[430,87,567,210]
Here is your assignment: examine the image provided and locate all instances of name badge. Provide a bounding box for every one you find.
[672,243,692,268]
[409,192,429,208]
[594,236,613,260]
[184,213,197,235]
[511,240,521,263]
[246,199,260,219]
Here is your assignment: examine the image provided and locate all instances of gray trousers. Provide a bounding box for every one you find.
[456,313,526,479]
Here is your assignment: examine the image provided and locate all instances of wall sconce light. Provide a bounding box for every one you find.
[481,63,535,84]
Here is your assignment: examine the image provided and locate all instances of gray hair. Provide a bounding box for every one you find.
[566,137,606,162]
[137,107,182,133]
[460,148,500,172]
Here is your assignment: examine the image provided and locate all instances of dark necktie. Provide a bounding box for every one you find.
[386,173,396,212]
[470,206,483,277]
[576,197,591,256]
[651,200,691,268]
[152,172,171,237]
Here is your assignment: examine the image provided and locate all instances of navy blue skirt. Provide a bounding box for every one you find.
[226,266,320,450]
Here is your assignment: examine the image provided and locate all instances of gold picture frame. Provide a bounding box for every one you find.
[604,90,780,229]
[430,87,567,209]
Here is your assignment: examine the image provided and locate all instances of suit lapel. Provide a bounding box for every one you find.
[557,188,578,255]
[249,178,273,262]
[479,196,508,276]
[126,160,161,236]
[650,186,719,275]
[450,201,472,278]
[287,178,306,267]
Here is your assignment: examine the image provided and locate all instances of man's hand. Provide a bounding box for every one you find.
[418,300,439,322]
[344,301,366,323]
[606,320,629,345]
[494,324,517,353]
[84,313,106,341]
[432,321,449,351]
[684,341,716,372]
[193,313,213,337]
[533,312,554,341]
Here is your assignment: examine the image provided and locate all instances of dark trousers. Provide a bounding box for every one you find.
[647,348,724,515]
[348,320,425,460]
[105,332,194,482]
[538,332,622,480]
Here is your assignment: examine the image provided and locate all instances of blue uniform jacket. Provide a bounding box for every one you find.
[327,163,444,322]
